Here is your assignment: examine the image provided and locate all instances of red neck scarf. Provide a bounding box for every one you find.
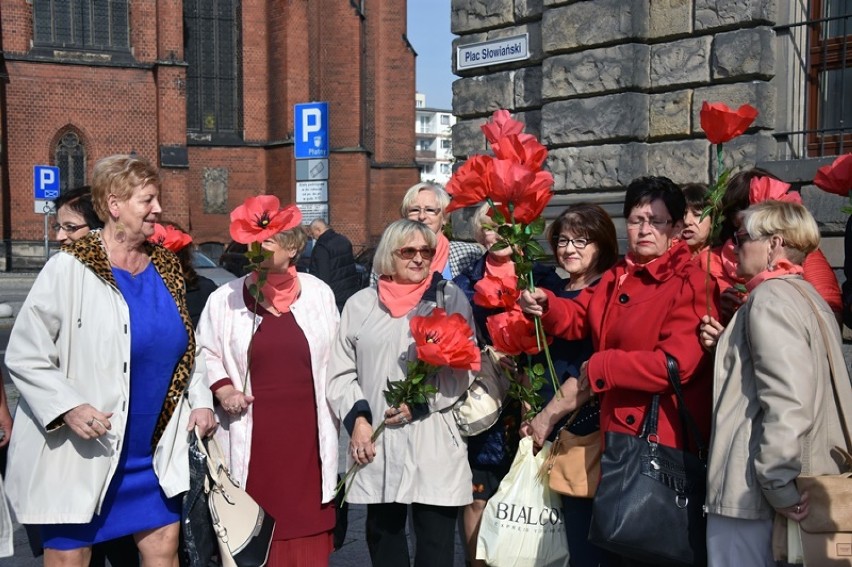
[251,266,300,313]
[377,275,432,318]
[432,233,450,275]
[745,258,804,292]
[484,254,516,280]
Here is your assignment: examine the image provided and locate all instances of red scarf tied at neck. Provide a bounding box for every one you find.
[251,265,300,313]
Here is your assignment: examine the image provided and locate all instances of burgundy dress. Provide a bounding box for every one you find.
[239,288,335,541]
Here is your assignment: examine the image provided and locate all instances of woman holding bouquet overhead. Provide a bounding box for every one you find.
[195,198,340,566]
[327,219,475,567]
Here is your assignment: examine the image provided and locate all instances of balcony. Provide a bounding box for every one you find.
[416,150,437,161]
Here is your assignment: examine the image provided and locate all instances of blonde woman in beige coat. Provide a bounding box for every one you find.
[700,201,852,566]
[327,220,474,567]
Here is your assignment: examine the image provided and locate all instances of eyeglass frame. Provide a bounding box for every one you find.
[52,222,89,234]
[555,237,591,250]
[625,217,673,231]
[394,246,436,260]
[406,207,442,217]
[732,230,755,248]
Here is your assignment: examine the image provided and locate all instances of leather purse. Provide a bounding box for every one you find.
[588,355,708,566]
[452,345,510,437]
[543,400,601,498]
[195,431,276,567]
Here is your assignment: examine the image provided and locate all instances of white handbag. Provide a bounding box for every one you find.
[452,345,510,437]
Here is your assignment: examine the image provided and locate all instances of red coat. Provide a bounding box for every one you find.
[541,241,717,451]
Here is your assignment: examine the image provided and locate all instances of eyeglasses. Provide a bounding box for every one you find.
[625,217,673,231]
[555,237,590,250]
[52,222,89,234]
[732,231,753,247]
[406,207,442,217]
[394,247,436,260]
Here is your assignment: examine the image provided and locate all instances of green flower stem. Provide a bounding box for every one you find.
[526,267,561,400]
[334,420,387,502]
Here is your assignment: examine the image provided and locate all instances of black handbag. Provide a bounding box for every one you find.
[589,354,708,566]
[181,432,217,567]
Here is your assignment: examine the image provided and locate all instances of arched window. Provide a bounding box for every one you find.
[184,0,243,141]
[33,0,130,52]
[55,132,86,192]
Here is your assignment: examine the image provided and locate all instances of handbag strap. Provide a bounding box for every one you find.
[664,353,707,458]
[783,280,852,454]
[436,279,448,309]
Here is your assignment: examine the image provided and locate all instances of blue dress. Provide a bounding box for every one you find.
[43,263,188,549]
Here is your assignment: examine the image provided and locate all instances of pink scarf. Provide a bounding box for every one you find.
[484,254,516,280]
[377,275,432,318]
[431,233,450,275]
[252,266,300,313]
[745,258,804,292]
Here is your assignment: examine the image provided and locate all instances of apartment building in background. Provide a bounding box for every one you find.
[415,93,456,187]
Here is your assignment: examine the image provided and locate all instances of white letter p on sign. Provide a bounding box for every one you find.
[40,168,55,189]
[301,108,322,143]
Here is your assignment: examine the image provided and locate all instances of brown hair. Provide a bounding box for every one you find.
[90,154,160,222]
[546,203,619,276]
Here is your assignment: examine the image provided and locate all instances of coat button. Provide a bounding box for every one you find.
[595,379,605,389]
[618,294,629,304]
[626,415,635,425]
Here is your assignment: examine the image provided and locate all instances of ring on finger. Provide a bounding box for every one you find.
[796,505,801,513]
[87,418,95,427]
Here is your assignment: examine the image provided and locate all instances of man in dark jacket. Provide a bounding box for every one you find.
[309,219,362,311]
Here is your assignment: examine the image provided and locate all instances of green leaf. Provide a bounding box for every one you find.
[532,363,545,375]
[528,216,546,235]
[490,240,510,252]
[524,240,547,260]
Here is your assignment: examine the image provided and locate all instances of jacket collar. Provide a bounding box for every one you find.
[625,240,693,283]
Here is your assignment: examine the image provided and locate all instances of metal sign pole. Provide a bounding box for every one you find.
[43,202,53,262]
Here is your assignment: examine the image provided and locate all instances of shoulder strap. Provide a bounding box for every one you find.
[783,279,852,454]
[436,279,449,310]
[664,354,707,458]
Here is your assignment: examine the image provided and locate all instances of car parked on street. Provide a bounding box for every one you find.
[192,250,236,286]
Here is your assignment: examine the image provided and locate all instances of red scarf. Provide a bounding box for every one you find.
[432,233,450,275]
[377,275,432,318]
[251,266,300,313]
[745,258,804,292]
[484,254,516,280]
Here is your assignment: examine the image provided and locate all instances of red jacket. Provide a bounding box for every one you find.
[541,241,717,452]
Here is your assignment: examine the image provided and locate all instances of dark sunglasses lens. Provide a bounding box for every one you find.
[420,248,435,259]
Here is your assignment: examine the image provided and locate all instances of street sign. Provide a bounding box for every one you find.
[34,165,60,215]
[298,203,329,224]
[296,158,329,181]
[296,181,328,203]
[457,34,529,70]
[294,102,329,159]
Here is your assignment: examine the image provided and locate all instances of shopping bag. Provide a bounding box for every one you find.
[476,437,570,567]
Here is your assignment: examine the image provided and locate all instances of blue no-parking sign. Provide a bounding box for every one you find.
[34,165,60,200]
[294,102,329,159]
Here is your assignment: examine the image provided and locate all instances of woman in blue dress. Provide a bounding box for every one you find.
[4,154,217,567]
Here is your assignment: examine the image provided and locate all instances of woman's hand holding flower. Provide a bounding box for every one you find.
[187,408,217,437]
[64,403,113,440]
[700,315,726,351]
[350,416,376,465]
[385,403,412,427]
[215,385,255,416]
[519,288,548,317]
[720,287,746,322]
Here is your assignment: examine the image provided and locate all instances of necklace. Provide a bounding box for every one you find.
[101,233,150,277]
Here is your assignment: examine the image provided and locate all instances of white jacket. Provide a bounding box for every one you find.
[195,273,340,503]
[4,236,213,524]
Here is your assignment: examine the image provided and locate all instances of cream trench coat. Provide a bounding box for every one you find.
[196,273,341,503]
[4,247,213,524]
[706,276,852,520]
[327,280,475,506]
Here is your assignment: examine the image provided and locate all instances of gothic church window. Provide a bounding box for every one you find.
[33,0,130,51]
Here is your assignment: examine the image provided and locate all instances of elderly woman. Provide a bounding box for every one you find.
[4,154,216,567]
[522,203,619,567]
[52,185,104,245]
[521,176,717,566]
[196,219,340,566]
[328,219,474,567]
[700,201,852,566]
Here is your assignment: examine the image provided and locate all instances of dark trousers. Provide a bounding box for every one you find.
[366,502,458,567]
[562,495,605,567]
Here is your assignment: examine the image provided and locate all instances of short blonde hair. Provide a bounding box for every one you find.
[272,226,308,261]
[741,201,820,265]
[399,182,450,218]
[90,154,160,222]
[471,202,494,246]
[373,220,437,277]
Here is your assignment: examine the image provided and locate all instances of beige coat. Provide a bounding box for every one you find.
[327,282,475,506]
[706,276,852,520]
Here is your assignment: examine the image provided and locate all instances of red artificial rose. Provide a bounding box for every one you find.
[748,176,802,205]
[229,196,302,244]
[814,154,852,197]
[481,109,525,145]
[491,133,548,171]
[148,223,193,252]
[699,102,759,144]
[488,160,553,225]
[445,155,493,213]
[410,308,481,371]
[486,308,549,356]
[473,274,520,309]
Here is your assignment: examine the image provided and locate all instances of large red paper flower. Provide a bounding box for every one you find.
[410,308,481,371]
[148,223,193,252]
[749,176,802,205]
[488,160,553,225]
[700,102,759,144]
[481,109,525,145]
[814,154,852,197]
[229,196,302,244]
[445,155,493,213]
[491,133,548,170]
[486,308,549,356]
[473,274,520,309]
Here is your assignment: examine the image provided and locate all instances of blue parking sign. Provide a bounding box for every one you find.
[294,102,329,159]
[34,165,60,200]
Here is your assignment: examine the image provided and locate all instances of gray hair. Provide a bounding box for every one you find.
[399,182,450,218]
[741,201,820,265]
[373,219,437,277]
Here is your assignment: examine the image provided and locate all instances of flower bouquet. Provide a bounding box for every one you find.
[336,307,481,498]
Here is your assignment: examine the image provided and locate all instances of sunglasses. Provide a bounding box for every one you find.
[732,231,752,247]
[395,247,435,260]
